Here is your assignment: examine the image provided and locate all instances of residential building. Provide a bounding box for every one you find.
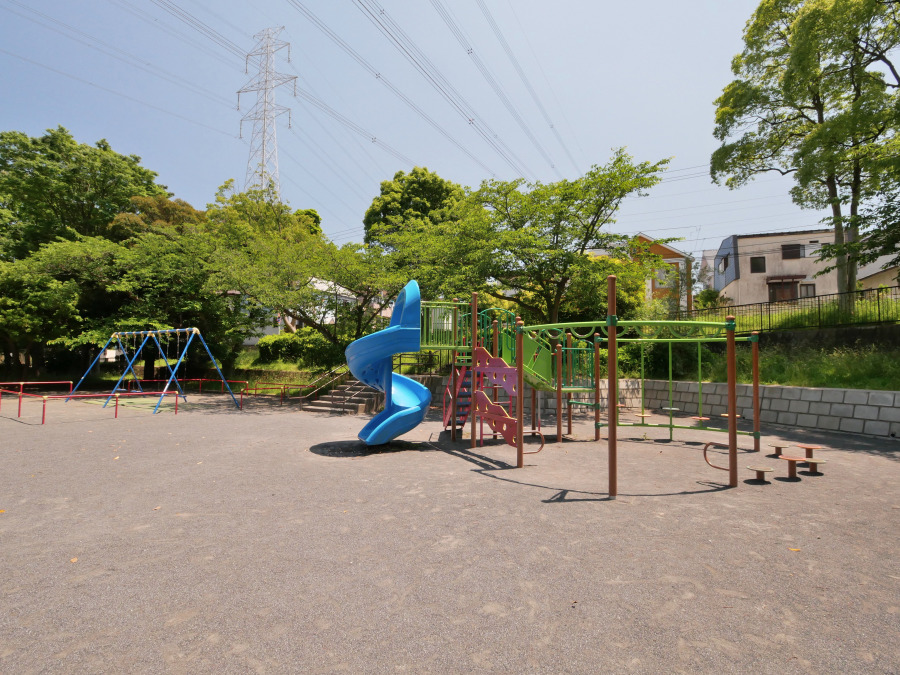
[712,229,898,305]
[635,233,694,310]
[589,233,694,309]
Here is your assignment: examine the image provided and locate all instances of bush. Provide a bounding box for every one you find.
[256,329,345,368]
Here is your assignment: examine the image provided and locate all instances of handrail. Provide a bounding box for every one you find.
[298,365,350,407]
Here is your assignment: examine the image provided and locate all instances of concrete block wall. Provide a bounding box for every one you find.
[426,375,900,439]
[638,380,900,438]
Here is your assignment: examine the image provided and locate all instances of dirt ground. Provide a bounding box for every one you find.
[1,391,899,673]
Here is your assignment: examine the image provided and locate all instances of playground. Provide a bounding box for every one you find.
[1,398,899,672]
[2,278,899,671]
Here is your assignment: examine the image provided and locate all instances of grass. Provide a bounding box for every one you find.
[688,290,900,334]
[704,343,900,391]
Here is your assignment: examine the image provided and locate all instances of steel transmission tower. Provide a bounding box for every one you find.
[237,27,296,196]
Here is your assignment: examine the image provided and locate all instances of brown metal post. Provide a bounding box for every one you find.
[451,300,458,441]
[566,332,573,435]
[726,315,738,487]
[594,336,601,442]
[556,344,563,441]
[607,275,618,499]
[752,331,761,453]
[516,320,525,467]
[531,388,537,431]
[470,292,478,449]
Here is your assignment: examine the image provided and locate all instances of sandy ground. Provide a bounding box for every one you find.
[1,391,899,673]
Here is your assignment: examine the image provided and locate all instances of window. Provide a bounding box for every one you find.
[655,267,673,288]
[800,284,816,298]
[782,244,803,259]
[769,282,799,302]
[718,253,729,273]
[750,256,766,273]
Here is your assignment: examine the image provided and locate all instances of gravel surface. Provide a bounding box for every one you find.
[2,393,899,673]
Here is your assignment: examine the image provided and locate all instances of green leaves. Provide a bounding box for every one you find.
[711,0,900,294]
[467,149,669,323]
[0,126,166,260]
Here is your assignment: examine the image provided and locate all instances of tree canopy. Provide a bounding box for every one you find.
[460,149,669,324]
[0,126,167,260]
[711,0,900,295]
[363,166,464,247]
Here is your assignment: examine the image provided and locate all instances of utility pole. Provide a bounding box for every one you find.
[237,27,296,197]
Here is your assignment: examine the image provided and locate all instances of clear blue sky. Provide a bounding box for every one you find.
[0,0,828,259]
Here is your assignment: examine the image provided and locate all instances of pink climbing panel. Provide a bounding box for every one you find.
[474,390,518,446]
[472,347,518,397]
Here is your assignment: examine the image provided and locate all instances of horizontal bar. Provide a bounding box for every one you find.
[112,328,199,337]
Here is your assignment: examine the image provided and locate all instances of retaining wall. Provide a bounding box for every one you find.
[427,375,900,439]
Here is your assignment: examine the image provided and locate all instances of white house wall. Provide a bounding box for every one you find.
[719,231,839,304]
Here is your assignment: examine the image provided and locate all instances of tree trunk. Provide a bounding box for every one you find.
[143,351,155,382]
[2,338,16,376]
[826,174,853,314]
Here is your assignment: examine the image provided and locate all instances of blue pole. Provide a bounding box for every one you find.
[67,335,114,401]
[104,333,151,407]
[115,336,144,392]
[197,332,240,409]
[149,333,187,399]
[153,332,197,414]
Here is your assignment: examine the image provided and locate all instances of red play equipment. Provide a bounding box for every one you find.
[424,274,762,496]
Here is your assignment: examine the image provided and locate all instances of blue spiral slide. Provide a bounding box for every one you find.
[344,280,432,445]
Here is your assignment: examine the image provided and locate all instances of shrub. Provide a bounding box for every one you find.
[257,329,345,368]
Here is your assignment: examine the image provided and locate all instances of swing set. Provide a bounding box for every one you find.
[68,327,241,414]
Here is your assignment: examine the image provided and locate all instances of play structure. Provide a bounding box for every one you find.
[347,275,765,495]
[69,327,240,414]
[345,280,432,445]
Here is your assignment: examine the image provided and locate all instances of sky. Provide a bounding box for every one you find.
[0,0,831,263]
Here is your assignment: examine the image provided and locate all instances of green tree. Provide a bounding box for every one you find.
[363,166,465,247]
[20,196,264,376]
[0,258,81,374]
[711,0,900,298]
[107,194,205,241]
[0,126,166,259]
[460,149,669,324]
[208,183,406,348]
[205,183,342,342]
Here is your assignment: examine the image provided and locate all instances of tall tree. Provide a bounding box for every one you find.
[0,258,81,373]
[0,126,166,259]
[363,166,464,247]
[460,149,669,324]
[711,0,900,298]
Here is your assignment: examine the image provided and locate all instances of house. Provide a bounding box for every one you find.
[698,249,718,290]
[635,233,694,310]
[712,229,898,305]
[589,233,694,309]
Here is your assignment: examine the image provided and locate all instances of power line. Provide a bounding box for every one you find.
[107,0,241,69]
[428,0,561,178]
[351,0,534,178]
[285,0,498,178]
[0,0,232,107]
[0,46,234,137]
[478,0,582,174]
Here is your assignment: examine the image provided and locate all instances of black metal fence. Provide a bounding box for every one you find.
[673,285,900,334]
[392,350,454,374]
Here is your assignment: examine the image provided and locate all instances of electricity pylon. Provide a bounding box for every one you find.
[237,27,296,197]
